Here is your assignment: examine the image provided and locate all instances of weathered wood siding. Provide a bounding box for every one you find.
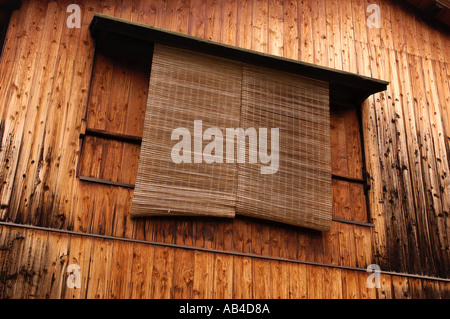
[1,224,449,299]
[0,0,449,298]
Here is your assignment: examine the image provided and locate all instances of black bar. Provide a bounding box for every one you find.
[356,104,373,224]
[331,174,365,184]
[332,217,374,228]
[81,127,142,144]
[78,175,135,189]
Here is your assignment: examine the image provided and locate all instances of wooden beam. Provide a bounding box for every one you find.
[80,127,142,144]
[0,0,21,10]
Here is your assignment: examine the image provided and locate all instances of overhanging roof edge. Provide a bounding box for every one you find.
[89,13,388,103]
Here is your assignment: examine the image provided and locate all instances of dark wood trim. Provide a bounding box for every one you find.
[75,135,84,179]
[356,104,373,224]
[0,0,22,10]
[332,173,365,184]
[332,217,374,228]
[0,11,9,59]
[80,127,142,144]
[78,176,135,189]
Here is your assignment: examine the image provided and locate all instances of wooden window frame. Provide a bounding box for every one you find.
[76,32,152,189]
[80,13,387,230]
[330,102,373,226]
[76,125,141,189]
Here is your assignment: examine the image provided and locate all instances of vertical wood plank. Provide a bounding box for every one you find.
[298,0,314,63]
[205,0,222,42]
[188,0,206,38]
[354,226,372,268]
[108,241,133,298]
[85,238,113,299]
[338,223,357,267]
[5,0,64,225]
[271,261,289,298]
[323,267,343,299]
[321,222,340,266]
[311,0,328,66]
[306,265,324,299]
[252,0,268,53]
[63,234,92,299]
[326,0,343,70]
[0,227,27,298]
[151,246,175,298]
[52,0,100,232]
[0,0,47,214]
[288,263,307,299]
[233,218,252,254]
[282,0,298,60]
[268,0,284,57]
[391,275,411,299]
[37,232,69,299]
[407,278,424,299]
[232,256,252,298]
[338,0,356,73]
[364,0,382,48]
[193,250,214,298]
[357,271,377,299]
[341,269,360,299]
[236,0,253,50]
[130,242,154,299]
[220,0,237,45]
[377,272,393,299]
[172,249,195,299]
[213,254,233,298]
[252,258,272,298]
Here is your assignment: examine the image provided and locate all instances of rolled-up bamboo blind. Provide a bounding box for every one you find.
[236,64,331,231]
[131,44,332,231]
[130,44,242,218]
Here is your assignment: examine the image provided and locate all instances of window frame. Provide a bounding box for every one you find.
[81,13,388,230]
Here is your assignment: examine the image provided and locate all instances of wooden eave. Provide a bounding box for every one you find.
[89,13,388,106]
[0,0,21,10]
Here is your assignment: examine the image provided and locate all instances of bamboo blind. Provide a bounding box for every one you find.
[131,44,332,231]
[236,64,331,231]
[130,44,242,217]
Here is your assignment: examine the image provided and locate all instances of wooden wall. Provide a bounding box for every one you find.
[1,224,449,299]
[0,0,449,298]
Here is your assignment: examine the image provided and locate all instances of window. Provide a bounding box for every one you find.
[130,44,331,231]
[77,33,152,188]
[84,14,387,232]
[330,102,371,225]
